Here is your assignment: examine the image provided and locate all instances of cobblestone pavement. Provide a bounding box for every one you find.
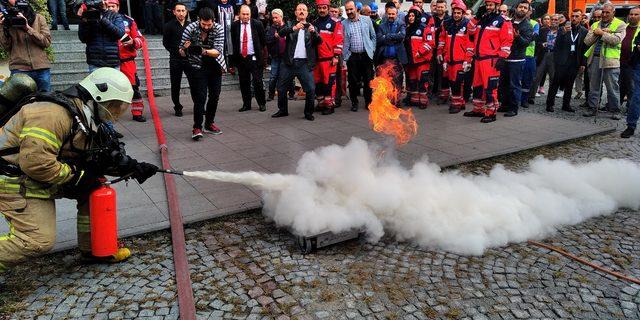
[1,99,640,320]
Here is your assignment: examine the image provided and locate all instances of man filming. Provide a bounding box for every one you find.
[0,68,159,274]
[0,0,52,92]
[77,0,125,71]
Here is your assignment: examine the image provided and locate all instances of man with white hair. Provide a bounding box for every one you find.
[583,3,626,119]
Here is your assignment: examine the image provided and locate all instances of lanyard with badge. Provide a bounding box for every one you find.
[570,28,579,52]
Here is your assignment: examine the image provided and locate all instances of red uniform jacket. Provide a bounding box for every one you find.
[470,12,513,59]
[438,18,474,64]
[119,15,144,61]
[406,16,436,65]
[313,15,343,60]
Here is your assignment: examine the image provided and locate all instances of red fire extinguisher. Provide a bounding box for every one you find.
[89,179,118,257]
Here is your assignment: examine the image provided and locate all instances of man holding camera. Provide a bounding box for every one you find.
[0,0,52,92]
[106,0,147,123]
[77,0,125,71]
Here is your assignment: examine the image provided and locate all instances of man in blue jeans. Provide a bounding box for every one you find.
[622,23,640,138]
[265,8,294,101]
[48,0,69,30]
[0,1,52,92]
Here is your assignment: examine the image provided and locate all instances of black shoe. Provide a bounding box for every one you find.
[497,106,509,113]
[115,131,124,139]
[463,110,484,117]
[521,103,529,109]
[267,94,274,101]
[504,111,518,117]
[288,95,295,100]
[305,114,315,121]
[238,106,251,112]
[259,105,266,112]
[132,115,147,122]
[321,108,334,115]
[351,105,358,112]
[64,26,70,30]
[271,111,289,118]
[583,110,597,117]
[621,127,635,138]
[527,98,535,105]
[546,106,555,112]
[561,107,576,113]
[174,106,183,117]
[449,107,461,114]
[480,115,496,123]
[51,25,58,30]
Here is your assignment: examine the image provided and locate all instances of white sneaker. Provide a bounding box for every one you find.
[535,92,541,97]
[556,90,564,98]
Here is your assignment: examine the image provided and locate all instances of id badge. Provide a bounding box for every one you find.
[571,44,575,52]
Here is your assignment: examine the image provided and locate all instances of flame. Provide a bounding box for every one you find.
[368,62,418,145]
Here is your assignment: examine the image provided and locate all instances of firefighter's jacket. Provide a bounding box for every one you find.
[314,15,344,60]
[470,12,514,59]
[438,18,474,64]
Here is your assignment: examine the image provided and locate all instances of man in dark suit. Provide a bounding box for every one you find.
[272,3,322,121]
[231,5,267,112]
[546,9,588,112]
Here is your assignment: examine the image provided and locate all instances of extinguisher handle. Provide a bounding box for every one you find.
[107,172,135,185]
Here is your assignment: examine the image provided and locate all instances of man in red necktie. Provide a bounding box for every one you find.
[231,5,267,112]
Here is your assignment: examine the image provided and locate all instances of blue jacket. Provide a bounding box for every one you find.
[342,15,377,61]
[375,18,407,65]
[78,10,125,68]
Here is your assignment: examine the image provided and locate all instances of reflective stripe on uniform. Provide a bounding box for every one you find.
[19,127,61,149]
[0,176,53,198]
[50,163,72,185]
[0,220,15,241]
[77,215,90,233]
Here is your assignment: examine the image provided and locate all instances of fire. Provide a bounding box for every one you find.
[368,62,418,145]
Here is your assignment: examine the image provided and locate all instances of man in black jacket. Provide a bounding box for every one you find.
[163,2,189,116]
[231,5,266,112]
[499,0,534,117]
[546,9,587,112]
[272,3,321,121]
[265,9,295,101]
[77,0,125,71]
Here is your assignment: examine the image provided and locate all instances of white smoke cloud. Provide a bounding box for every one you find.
[184,138,640,255]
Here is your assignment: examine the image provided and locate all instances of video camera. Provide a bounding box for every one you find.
[1,0,29,28]
[83,0,103,21]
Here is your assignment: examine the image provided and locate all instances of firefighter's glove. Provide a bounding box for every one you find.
[475,5,487,19]
[494,58,506,70]
[463,61,471,72]
[66,167,101,199]
[133,162,159,184]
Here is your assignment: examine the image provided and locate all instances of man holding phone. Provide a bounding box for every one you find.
[106,0,147,122]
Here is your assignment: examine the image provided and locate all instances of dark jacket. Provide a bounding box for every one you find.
[278,23,322,69]
[553,24,588,67]
[266,22,287,58]
[375,18,407,65]
[230,18,265,67]
[507,18,534,60]
[163,18,188,60]
[535,26,550,65]
[78,9,125,68]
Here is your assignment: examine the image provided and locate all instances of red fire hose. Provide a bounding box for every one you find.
[142,42,197,319]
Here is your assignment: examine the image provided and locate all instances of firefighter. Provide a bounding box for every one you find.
[313,0,343,115]
[463,0,513,123]
[438,0,474,114]
[106,0,146,122]
[404,6,435,108]
[0,68,159,274]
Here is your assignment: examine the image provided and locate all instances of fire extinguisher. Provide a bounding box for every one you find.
[89,179,118,257]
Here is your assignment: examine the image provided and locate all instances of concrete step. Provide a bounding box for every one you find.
[51,56,172,71]
[52,64,176,82]
[52,47,168,61]
[51,40,166,52]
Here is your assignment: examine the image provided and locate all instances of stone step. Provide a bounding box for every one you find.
[52,47,167,61]
[50,40,166,52]
[52,64,175,82]
[51,56,173,71]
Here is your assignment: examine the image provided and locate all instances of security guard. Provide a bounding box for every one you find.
[0,68,159,274]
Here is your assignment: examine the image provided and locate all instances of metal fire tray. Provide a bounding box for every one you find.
[294,229,363,254]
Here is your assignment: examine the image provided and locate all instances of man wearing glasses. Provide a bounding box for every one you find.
[583,4,626,119]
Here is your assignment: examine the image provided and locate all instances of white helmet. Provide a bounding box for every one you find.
[79,67,133,104]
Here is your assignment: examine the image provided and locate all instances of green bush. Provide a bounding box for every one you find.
[0,0,54,61]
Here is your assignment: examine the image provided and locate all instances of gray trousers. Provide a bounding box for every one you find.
[529,51,555,100]
[587,58,620,112]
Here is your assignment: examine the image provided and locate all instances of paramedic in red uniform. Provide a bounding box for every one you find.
[404,6,435,108]
[313,0,344,115]
[106,0,146,122]
[463,0,513,123]
[438,0,474,114]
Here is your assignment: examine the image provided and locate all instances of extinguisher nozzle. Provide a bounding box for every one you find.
[158,169,184,176]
